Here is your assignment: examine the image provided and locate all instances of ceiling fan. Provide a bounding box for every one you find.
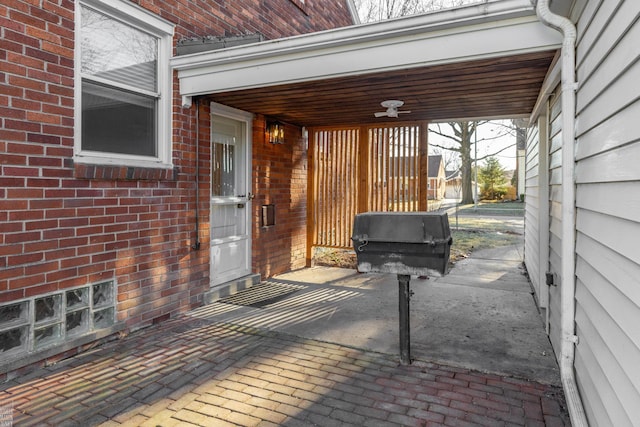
[374,100,411,118]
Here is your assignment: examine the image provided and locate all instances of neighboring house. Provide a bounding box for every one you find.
[0,0,357,374]
[427,155,446,200]
[1,1,639,425]
[444,169,462,199]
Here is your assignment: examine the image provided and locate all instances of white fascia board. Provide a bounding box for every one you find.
[171,0,562,96]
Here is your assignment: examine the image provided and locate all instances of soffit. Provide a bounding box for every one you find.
[206,50,557,127]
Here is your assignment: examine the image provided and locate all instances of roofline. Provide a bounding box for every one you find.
[172,0,562,97]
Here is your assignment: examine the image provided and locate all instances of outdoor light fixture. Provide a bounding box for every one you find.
[267,120,284,144]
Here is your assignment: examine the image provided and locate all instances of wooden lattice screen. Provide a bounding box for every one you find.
[308,123,427,253]
[308,128,360,248]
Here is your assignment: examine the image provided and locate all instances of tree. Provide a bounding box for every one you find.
[479,156,507,200]
[428,121,515,204]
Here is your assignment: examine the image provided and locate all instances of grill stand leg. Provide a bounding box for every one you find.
[398,274,412,365]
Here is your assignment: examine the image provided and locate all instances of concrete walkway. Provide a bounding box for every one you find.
[0,224,570,426]
[202,243,558,386]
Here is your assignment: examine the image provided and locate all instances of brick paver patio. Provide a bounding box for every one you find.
[0,310,570,426]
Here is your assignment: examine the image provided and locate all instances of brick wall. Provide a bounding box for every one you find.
[251,117,308,279]
[0,0,353,372]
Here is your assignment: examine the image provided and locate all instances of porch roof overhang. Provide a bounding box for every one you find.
[171,0,562,127]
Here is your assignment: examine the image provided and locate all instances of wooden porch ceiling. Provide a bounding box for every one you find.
[207,50,557,127]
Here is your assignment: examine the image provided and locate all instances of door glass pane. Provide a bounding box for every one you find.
[212,139,235,196]
[212,204,246,239]
[211,143,235,196]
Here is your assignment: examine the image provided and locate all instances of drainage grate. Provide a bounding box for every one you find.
[217,282,304,308]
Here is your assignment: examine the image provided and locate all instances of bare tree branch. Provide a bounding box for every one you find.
[477,143,517,162]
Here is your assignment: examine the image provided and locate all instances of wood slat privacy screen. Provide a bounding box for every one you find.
[367,126,421,212]
[308,124,426,250]
[309,128,360,248]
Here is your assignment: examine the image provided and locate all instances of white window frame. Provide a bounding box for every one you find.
[74,0,174,168]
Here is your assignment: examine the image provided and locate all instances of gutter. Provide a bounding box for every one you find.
[172,0,539,71]
[534,1,587,425]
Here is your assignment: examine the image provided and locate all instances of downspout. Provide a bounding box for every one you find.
[534,1,587,425]
[345,0,361,24]
[192,97,201,251]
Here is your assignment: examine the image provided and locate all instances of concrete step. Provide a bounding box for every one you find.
[203,273,261,304]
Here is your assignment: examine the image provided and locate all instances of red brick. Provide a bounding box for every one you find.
[7,188,43,199]
[0,129,27,142]
[438,390,473,403]
[0,289,26,303]
[0,106,27,120]
[10,274,46,291]
[523,401,544,421]
[46,267,78,282]
[449,400,487,416]
[3,28,40,48]
[24,240,58,253]
[25,89,59,105]
[26,110,60,124]
[428,403,466,419]
[9,8,46,29]
[541,396,562,416]
[8,252,44,267]
[4,230,41,244]
[12,98,42,111]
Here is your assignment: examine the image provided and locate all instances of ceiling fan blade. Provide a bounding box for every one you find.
[398,110,412,114]
[374,112,389,117]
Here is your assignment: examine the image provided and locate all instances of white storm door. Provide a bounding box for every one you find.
[210,114,251,287]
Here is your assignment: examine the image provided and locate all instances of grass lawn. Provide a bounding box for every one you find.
[314,216,523,269]
[449,216,522,263]
[313,202,525,269]
[456,200,525,216]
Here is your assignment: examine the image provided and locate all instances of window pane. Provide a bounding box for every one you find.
[66,309,89,336]
[66,289,89,310]
[94,308,114,329]
[81,5,157,92]
[0,302,28,323]
[93,281,114,308]
[34,324,62,349]
[35,295,61,323]
[82,80,156,156]
[0,327,28,353]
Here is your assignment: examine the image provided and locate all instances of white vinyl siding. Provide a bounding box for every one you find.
[524,124,540,295]
[573,0,640,425]
[524,120,549,312]
[546,87,563,356]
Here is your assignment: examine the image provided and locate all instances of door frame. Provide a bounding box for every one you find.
[209,102,253,287]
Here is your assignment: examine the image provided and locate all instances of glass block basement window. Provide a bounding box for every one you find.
[0,280,116,358]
